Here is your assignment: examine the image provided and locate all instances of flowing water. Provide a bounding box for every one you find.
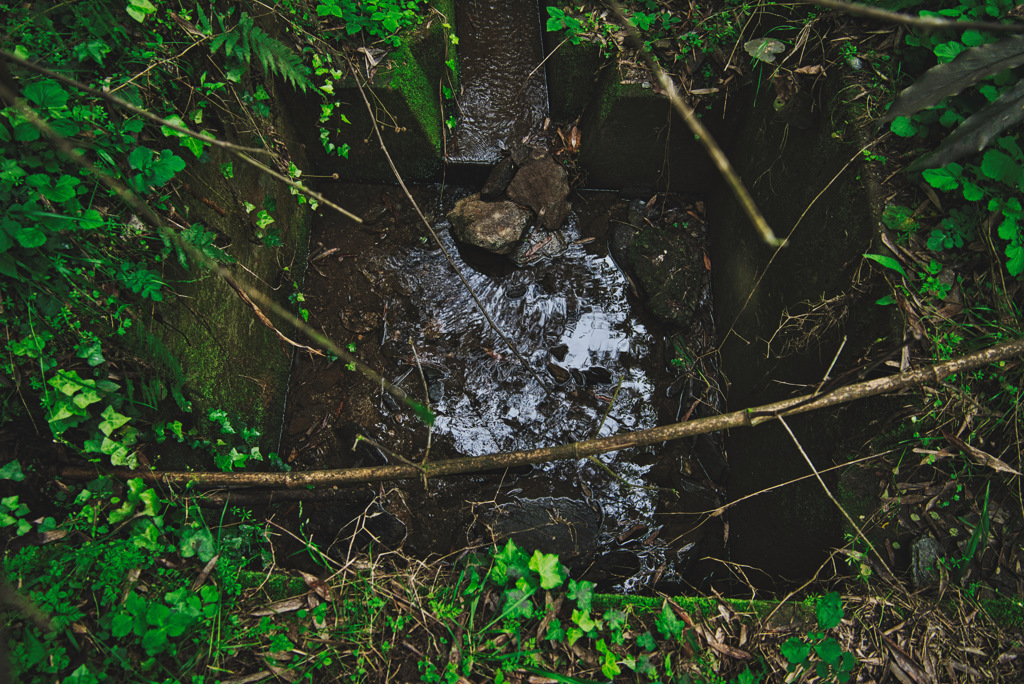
[282,0,725,592]
[284,185,724,591]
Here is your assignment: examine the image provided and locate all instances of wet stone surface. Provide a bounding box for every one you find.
[286,183,724,591]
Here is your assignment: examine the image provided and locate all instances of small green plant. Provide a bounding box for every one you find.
[781,593,857,683]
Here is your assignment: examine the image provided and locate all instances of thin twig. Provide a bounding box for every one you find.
[801,0,1024,33]
[62,334,1024,488]
[606,2,782,246]
[777,415,893,578]
[591,374,624,439]
[409,338,433,486]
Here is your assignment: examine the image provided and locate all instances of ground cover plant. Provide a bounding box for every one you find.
[2,0,1024,681]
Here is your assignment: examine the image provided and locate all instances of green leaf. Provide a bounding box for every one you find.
[781,637,811,664]
[744,37,786,63]
[501,587,535,620]
[934,41,965,63]
[24,80,68,110]
[180,525,217,562]
[863,253,909,278]
[0,460,25,481]
[636,631,657,651]
[889,116,918,137]
[127,0,158,23]
[817,591,844,629]
[981,148,1023,187]
[654,602,683,641]
[815,637,844,664]
[490,539,530,586]
[99,405,131,436]
[129,146,154,170]
[111,612,135,638]
[566,578,594,612]
[572,607,601,633]
[922,164,963,191]
[13,222,46,249]
[529,550,568,590]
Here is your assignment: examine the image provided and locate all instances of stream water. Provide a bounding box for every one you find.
[282,0,726,592]
[284,185,724,591]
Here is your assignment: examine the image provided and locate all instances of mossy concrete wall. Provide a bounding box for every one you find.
[298,0,455,183]
[705,69,898,586]
[544,32,720,193]
[544,23,896,585]
[154,74,312,461]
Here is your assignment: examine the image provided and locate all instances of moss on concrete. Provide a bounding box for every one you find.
[152,74,311,463]
[543,30,605,122]
[576,66,719,192]
[303,1,455,182]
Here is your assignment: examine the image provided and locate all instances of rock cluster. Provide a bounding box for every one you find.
[448,145,571,265]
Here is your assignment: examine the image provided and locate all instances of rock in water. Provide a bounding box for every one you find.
[609,198,709,329]
[448,193,532,254]
[480,156,516,200]
[507,148,571,230]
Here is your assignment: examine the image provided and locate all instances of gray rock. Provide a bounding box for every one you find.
[912,535,944,590]
[481,156,516,200]
[507,148,571,231]
[448,194,532,254]
[609,199,708,329]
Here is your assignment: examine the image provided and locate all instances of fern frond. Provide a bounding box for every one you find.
[208,11,313,93]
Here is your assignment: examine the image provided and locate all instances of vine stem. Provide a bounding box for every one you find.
[62,335,1024,489]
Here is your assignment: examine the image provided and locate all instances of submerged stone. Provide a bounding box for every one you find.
[509,229,568,266]
[448,193,531,254]
[610,199,709,329]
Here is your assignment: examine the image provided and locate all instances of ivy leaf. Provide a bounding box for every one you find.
[782,637,811,665]
[528,550,568,590]
[490,539,530,587]
[636,631,657,651]
[0,461,25,481]
[99,405,131,436]
[572,607,601,634]
[566,578,594,612]
[501,587,535,620]
[817,591,844,629]
[654,602,684,640]
[127,0,158,23]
